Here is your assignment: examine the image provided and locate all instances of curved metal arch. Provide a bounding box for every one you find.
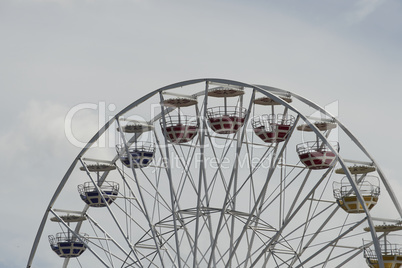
[27,78,397,268]
[256,84,402,219]
[182,81,388,267]
[246,84,385,267]
[253,84,402,267]
[162,79,390,267]
[27,78,239,267]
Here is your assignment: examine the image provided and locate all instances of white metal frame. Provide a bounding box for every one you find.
[27,78,402,268]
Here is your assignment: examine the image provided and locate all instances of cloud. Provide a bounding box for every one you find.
[1,101,60,159]
[347,0,386,23]
[0,100,102,164]
[0,99,103,267]
[1,101,68,158]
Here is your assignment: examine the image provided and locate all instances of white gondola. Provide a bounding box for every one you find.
[162,115,198,143]
[364,226,402,268]
[161,97,198,143]
[78,163,119,207]
[77,181,119,207]
[252,114,295,143]
[48,214,88,258]
[252,95,294,142]
[333,166,380,214]
[117,141,155,168]
[207,106,247,134]
[365,246,402,268]
[48,232,88,258]
[296,120,338,169]
[206,87,247,134]
[296,141,339,169]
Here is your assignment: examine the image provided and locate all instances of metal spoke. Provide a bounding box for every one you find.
[29,79,399,268]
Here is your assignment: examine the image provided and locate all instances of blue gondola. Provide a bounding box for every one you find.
[77,181,119,207]
[117,142,155,168]
[48,232,88,258]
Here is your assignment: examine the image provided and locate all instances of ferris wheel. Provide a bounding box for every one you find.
[27,78,402,268]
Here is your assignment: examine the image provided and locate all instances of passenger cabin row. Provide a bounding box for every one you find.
[47,87,388,266]
[115,87,337,172]
[73,87,381,218]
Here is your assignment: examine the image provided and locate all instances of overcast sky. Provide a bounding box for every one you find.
[1,0,402,267]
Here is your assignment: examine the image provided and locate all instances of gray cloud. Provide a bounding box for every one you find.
[1,0,402,267]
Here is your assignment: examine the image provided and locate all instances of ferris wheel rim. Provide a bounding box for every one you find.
[27,78,399,268]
